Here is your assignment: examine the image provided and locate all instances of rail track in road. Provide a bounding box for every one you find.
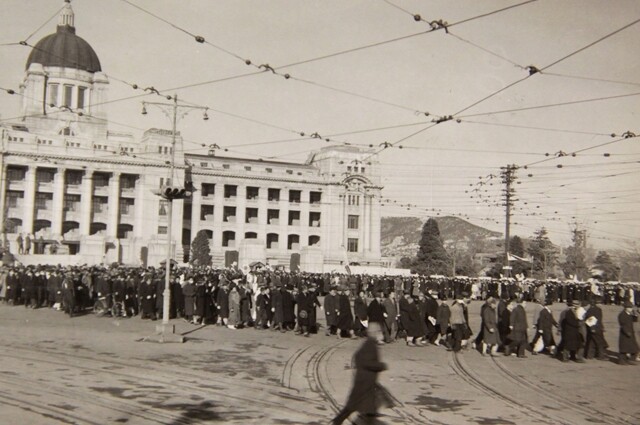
[1,344,327,424]
[490,356,636,425]
[451,351,637,425]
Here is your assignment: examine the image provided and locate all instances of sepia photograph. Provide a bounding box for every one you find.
[0,1,638,424]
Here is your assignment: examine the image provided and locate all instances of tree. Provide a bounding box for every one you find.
[561,228,588,280]
[592,250,620,281]
[508,235,529,277]
[411,218,451,276]
[527,228,558,279]
[190,230,212,267]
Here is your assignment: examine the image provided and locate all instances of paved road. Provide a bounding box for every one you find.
[0,302,637,424]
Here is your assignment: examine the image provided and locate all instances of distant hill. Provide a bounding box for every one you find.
[381,216,503,259]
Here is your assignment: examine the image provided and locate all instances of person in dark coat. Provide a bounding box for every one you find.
[584,297,608,360]
[255,286,270,329]
[215,282,230,326]
[332,322,392,425]
[307,284,321,333]
[282,287,296,330]
[62,275,76,317]
[560,302,585,362]
[337,288,355,338]
[295,286,314,336]
[381,292,397,343]
[271,286,286,332]
[507,298,528,358]
[140,275,156,320]
[324,286,339,336]
[435,296,451,348]
[367,292,387,343]
[400,296,425,346]
[353,290,368,337]
[194,281,207,324]
[424,290,439,343]
[481,298,499,355]
[618,301,639,365]
[182,278,196,322]
[532,300,558,355]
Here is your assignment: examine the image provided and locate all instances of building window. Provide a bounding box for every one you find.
[224,185,237,198]
[246,208,259,224]
[348,215,359,230]
[222,231,235,247]
[309,235,320,246]
[158,226,168,235]
[35,193,52,210]
[222,164,230,169]
[223,206,236,222]
[63,85,73,108]
[201,183,215,197]
[265,168,273,173]
[63,194,80,211]
[77,86,86,110]
[92,197,107,213]
[48,83,59,106]
[7,168,26,182]
[245,232,258,239]
[289,190,301,203]
[310,191,322,204]
[287,234,300,250]
[309,212,321,227]
[288,210,300,226]
[267,233,279,249]
[348,238,359,253]
[268,188,280,202]
[286,169,293,175]
[347,194,360,206]
[267,209,279,225]
[119,199,134,215]
[246,186,259,200]
[244,166,251,171]
[66,171,82,186]
[36,169,55,183]
[200,205,213,220]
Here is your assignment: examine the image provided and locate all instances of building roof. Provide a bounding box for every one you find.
[25,1,101,73]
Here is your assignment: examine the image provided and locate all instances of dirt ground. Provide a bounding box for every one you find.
[0,300,637,424]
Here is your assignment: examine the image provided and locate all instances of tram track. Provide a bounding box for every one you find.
[490,356,636,425]
[1,344,326,423]
[450,351,568,425]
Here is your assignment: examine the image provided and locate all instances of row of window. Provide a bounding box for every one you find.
[48,83,87,110]
[197,184,323,204]
[198,162,307,176]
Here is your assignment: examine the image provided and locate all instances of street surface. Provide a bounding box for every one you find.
[0,301,637,424]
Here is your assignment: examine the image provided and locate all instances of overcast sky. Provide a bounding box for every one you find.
[1,0,639,250]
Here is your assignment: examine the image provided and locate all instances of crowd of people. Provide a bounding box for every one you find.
[0,264,637,365]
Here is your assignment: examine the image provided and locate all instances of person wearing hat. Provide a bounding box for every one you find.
[481,297,500,356]
[532,299,558,356]
[255,286,270,330]
[324,286,339,336]
[506,296,528,358]
[295,285,314,336]
[559,300,585,363]
[435,295,451,348]
[584,297,608,360]
[215,281,230,327]
[424,290,439,344]
[336,287,356,339]
[618,301,638,365]
[382,291,398,343]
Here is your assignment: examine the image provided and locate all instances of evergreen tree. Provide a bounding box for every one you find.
[527,227,558,279]
[190,230,212,267]
[508,235,529,277]
[592,250,620,281]
[411,218,451,276]
[561,229,588,280]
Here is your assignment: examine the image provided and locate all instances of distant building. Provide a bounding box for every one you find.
[0,1,383,269]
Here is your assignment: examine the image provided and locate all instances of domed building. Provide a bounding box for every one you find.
[0,1,383,270]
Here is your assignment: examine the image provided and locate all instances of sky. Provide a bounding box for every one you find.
[1,0,639,251]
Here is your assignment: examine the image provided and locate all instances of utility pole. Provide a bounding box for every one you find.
[501,164,518,278]
[141,94,208,342]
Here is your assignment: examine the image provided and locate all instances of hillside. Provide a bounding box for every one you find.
[381,216,503,259]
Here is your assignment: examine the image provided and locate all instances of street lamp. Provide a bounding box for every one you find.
[141,94,208,342]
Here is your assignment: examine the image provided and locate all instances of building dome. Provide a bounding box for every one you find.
[25,1,101,73]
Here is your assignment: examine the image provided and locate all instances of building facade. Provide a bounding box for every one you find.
[0,1,383,270]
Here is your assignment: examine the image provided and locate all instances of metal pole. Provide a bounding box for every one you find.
[0,129,6,248]
[162,94,178,326]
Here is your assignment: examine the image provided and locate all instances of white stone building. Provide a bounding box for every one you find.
[0,1,383,270]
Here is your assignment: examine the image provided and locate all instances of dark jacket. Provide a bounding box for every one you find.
[618,310,639,354]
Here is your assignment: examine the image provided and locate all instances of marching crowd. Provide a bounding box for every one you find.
[0,264,638,365]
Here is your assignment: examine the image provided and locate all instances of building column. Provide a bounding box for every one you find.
[107,171,120,238]
[51,167,66,237]
[236,183,246,245]
[212,183,224,250]
[362,194,371,253]
[80,169,94,235]
[23,166,37,234]
[134,174,145,238]
[370,193,381,258]
[0,160,7,246]
[190,185,201,240]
